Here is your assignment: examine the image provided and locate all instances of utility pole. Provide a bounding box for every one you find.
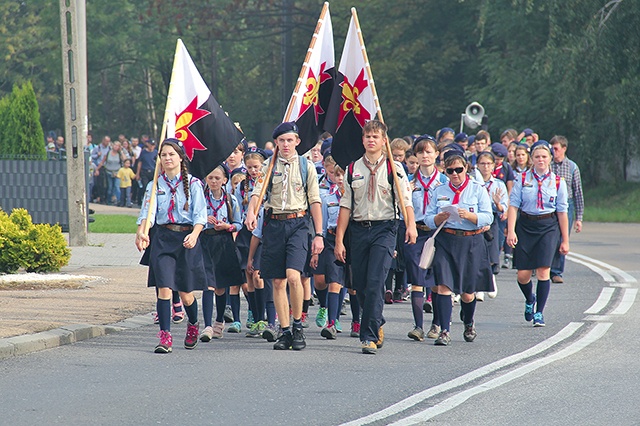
[59,0,89,246]
[281,0,293,117]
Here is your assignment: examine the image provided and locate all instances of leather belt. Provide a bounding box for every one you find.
[161,224,193,232]
[443,228,483,237]
[351,220,392,228]
[270,210,307,220]
[416,222,431,232]
[203,229,226,235]
[520,211,556,220]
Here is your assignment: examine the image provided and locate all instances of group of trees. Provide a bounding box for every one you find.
[0,0,637,185]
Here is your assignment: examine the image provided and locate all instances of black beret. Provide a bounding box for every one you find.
[272,121,299,140]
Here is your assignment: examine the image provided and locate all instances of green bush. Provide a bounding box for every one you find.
[0,208,70,273]
[0,82,46,158]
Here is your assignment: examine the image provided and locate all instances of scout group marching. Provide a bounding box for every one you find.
[135,120,581,355]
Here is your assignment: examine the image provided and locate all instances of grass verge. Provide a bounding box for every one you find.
[584,182,640,223]
[89,214,138,233]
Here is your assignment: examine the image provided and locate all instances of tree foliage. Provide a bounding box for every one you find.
[0,82,46,158]
[0,0,637,184]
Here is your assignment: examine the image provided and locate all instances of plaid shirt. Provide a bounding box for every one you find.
[552,157,584,221]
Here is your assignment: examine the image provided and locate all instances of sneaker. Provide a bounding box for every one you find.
[501,254,512,269]
[434,330,451,346]
[487,275,498,298]
[452,293,460,304]
[245,310,255,329]
[463,323,477,342]
[384,290,394,304]
[262,324,279,342]
[273,331,293,350]
[227,321,241,333]
[350,321,361,338]
[200,326,214,342]
[154,330,172,353]
[375,326,384,348]
[335,319,342,333]
[340,301,347,316]
[551,275,564,284]
[476,292,485,302]
[533,312,545,327]
[525,295,536,322]
[153,312,159,324]
[172,305,185,324]
[427,324,441,339]
[246,320,267,338]
[292,326,306,350]
[315,307,328,327]
[212,321,224,339]
[223,305,234,323]
[321,322,337,340]
[393,290,404,303]
[300,312,309,328]
[423,300,433,314]
[184,322,199,349]
[361,340,377,354]
[408,326,425,342]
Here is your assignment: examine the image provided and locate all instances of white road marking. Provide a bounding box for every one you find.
[566,255,615,283]
[340,322,584,426]
[610,288,637,315]
[569,252,637,283]
[584,287,615,314]
[390,323,612,425]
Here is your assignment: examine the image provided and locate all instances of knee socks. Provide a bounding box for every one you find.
[266,301,276,326]
[411,290,424,329]
[316,287,328,308]
[183,299,198,325]
[350,293,360,323]
[230,294,241,322]
[202,290,214,327]
[157,298,171,331]
[460,298,477,325]
[246,291,256,321]
[437,293,452,332]
[536,279,551,313]
[215,293,227,323]
[518,280,535,304]
[431,293,440,327]
[255,288,266,322]
[327,292,340,325]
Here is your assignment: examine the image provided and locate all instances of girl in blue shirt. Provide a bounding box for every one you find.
[507,141,569,327]
[135,139,207,353]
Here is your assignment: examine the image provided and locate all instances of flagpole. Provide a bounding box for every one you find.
[350,7,409,224]
[142,39,182,238]
[254,2,330,215]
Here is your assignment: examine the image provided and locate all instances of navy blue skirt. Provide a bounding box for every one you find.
[147,226,206,292]
[403,228,435,288]
[432,231,494,294]
[514,214,560,270]
[313,234,346,285]
[235,227,252,270]
[201,231,244,288]
[485,213,500,266]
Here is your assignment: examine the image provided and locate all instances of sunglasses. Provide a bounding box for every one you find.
[446,167,465,175]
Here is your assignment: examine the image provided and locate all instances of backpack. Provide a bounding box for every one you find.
[346,158,399,214]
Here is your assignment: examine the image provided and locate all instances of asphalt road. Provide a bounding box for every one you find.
[0,223,638,425]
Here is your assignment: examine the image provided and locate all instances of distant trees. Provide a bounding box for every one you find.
[0,82,46,158]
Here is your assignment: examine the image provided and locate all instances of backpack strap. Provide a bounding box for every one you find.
[346,162,355,212]
[298,155,308,189]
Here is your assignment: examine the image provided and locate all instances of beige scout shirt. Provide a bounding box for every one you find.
[252,154,321,214]
[340,156,412,221]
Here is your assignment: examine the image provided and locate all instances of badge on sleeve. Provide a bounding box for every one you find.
[469,207,475,213]
[549,196,555,203]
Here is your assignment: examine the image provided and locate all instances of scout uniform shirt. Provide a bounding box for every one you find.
[340,156,413,221]
[252,154,321,214]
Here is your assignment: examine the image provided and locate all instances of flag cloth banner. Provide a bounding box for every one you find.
[284,3,335,155]
[165,39,245,180]
[323,13,377,169]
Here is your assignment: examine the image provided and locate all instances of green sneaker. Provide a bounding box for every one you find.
[245,320,267,338]
[315,307,328,327]
[227,321,241,333]
[245,311,255,329]
[335,319,342,333]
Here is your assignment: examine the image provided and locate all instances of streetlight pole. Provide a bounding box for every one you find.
[59,0,89,246]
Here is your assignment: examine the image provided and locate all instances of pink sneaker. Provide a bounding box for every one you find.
[184,323,199,349]
[350,321,361,338]
[172,302,185,324]
[154,330,172,353]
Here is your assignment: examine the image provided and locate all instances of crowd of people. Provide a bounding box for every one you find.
[132,120,584,354]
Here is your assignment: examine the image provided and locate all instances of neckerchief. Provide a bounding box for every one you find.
[278,157,292,210]
[363,156,385,202]
[532,169,550,209]
[161,173,181,223]
[492,163,503,179]
[415,169,438,214]
[205,187,226,219]
[449,175,470,205]
[329,183,342,202]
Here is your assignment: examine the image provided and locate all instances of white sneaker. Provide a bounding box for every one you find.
[487,275,498,298]
[452,294,461,304]
[476,292,485,302]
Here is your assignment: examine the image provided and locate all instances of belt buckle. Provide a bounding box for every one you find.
[455,229,464,237]
[361,220,372,227]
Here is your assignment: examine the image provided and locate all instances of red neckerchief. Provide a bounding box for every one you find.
[532,169,550,210]
[329,183,342,201]
[161,173,181,223]
[484,179,493,194]
[205,187,227,219]
[449,175,470,204]
[416,169,439,214]
[492,163,503,179]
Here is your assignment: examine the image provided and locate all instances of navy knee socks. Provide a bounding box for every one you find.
[215,293,227,323]
[437,293,452,332]
[518,280,535,303]
[230,294,241,322]
[183,299,198,325]
[327,292,340,325]
[202,290,214,327]
[255,288,266,322]
[157,298,171,331]
[461,298,477,325]
[536,279,551,313]
[411,290,424,329]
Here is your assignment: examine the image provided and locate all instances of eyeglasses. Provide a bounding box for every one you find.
[477,162,494,166]
[445,167,465,175]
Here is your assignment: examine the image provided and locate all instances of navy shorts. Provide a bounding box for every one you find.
[313,235,345,285]
[260,216,309,279]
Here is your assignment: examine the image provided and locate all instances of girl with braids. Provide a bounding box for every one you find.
[235,146,273,338]
[135,138,207,353]
[200,164,244,342]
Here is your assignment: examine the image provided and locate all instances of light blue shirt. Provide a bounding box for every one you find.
[510,169,568,215]
[321,188,342,234]
[137,173,207,226]
[481,177,509,214]
[425,178,493,231]
[203,188,243,232]
[252,209,265,239]
[411,169,448,223]
[234,176,264,221]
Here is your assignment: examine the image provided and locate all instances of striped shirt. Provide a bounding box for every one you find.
[551,157,584,221]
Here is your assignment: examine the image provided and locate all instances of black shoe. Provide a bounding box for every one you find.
[423,300,432,314]
[292,326,306,350]
[273,331,293,350]
[463,323,477,342]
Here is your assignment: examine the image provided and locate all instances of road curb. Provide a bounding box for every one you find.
[0,314,154,361]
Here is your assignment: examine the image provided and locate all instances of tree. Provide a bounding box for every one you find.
[0,82,46,158]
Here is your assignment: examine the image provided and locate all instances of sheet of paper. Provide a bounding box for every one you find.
[441,204,461,224]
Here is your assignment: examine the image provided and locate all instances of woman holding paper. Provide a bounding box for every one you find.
[424,145,494,346]
[404,135,448,342]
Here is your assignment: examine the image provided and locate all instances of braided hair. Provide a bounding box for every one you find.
[159,138,191,211]
[243,151,266,207]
